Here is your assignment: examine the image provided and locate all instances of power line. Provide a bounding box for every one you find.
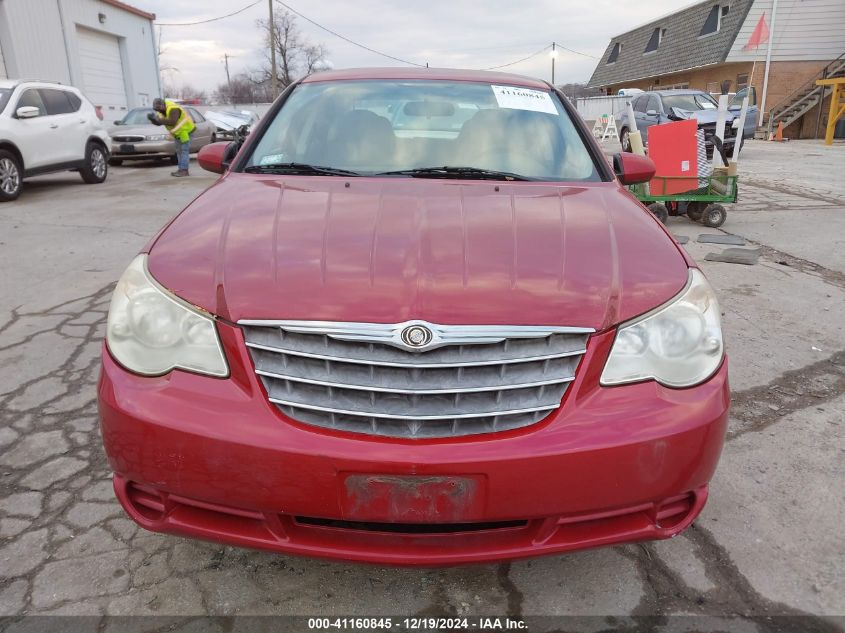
[480,45,552,71]
[156,0,262,27]
[274,0,426,67]
[554,43,598,59]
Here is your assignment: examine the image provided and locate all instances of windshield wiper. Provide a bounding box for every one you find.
[376,166,536,181]
[244,163,361,177]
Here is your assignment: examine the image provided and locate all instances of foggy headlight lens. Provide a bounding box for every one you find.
[601,269,723,388]
[146,134,170,141]
[106,255,228,377]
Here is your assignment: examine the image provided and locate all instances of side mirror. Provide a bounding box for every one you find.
[198,141,235,174]
[646,109,659,117]
[16,106,40,119]
[613,152,656,186]
[114,120,123,125]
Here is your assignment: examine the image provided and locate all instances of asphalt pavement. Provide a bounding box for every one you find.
[0,143,843,628]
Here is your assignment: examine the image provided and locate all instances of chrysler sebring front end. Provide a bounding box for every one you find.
[98,68,729,565]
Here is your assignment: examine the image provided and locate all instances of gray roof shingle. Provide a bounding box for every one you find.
[587,0,753,88]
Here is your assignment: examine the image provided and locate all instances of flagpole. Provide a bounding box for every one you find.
[759,0,779,126]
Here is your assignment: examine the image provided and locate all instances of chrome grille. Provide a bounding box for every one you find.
[240,320,592,439]
[112,135,145,143]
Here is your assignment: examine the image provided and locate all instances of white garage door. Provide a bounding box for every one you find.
[76,27,127,111]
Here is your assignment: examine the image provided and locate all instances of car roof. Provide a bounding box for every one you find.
[301,67,551,89]
[0,79,79,91]
[648,89,709,97]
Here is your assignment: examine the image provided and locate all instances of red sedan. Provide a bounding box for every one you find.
[98,68,728,565]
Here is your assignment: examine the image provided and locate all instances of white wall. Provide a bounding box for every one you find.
[0,34,7,79]
[0,0,71,83]
[575,95,630,121]
[0,0,160,110]
[726,0,845,63]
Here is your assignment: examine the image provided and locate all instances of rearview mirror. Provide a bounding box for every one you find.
[613,152,656,186]
[16,106,40,119]
[198,141,235,174]
[403,101,455,117]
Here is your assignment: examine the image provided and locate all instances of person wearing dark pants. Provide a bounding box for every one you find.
[148,98,196,177]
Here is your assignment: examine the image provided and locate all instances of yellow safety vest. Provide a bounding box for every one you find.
[164,100,196,143]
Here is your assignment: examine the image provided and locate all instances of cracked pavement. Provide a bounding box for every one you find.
[0,145,843,629]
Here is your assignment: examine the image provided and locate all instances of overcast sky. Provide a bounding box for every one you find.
[142,0,692,96]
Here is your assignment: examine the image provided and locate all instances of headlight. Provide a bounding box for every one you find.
[146,134,170,141]
[600,269,723,388]
[106,255,228,377]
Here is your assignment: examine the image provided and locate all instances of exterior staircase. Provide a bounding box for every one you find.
[763,52,845,137]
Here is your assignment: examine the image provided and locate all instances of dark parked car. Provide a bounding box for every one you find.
[619,89,757,158]
[99,68,728,565]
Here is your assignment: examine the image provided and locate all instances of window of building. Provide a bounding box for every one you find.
[700,5,722,36]
[607,42,622,64]
[645,28,661,53]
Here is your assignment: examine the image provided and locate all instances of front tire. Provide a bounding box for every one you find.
[702,204,727,228]
[0,150,23,202]
[80,143,108,184]
[620,128,631,152]
[647,202,669,224]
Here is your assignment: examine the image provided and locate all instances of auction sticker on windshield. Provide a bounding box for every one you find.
[491,85,558,115]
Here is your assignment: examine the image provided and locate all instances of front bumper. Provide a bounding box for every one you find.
[110,140,176,159]
[98,325,729,565]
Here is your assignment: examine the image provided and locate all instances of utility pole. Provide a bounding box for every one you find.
[223,53,232,104]
[551,42,557,86]
[268,0,278,100]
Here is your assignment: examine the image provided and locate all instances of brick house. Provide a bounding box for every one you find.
[587,0,845,139]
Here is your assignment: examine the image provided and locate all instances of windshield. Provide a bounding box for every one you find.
[120,109,155,125]
[662,93,718,112]
[244,80,600,181]
[0,88,12,114]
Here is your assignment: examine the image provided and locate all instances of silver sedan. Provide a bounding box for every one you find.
[108,106,217,165]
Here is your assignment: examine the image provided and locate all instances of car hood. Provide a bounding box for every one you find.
[108,124,159,136]
[147,176,690,330]
[670,108,736,124]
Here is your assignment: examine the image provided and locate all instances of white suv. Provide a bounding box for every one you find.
[0,80,110,201]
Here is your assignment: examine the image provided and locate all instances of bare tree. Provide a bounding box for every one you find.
[162,82,208,102]
[256,9,328,88]
[214,72,273,105]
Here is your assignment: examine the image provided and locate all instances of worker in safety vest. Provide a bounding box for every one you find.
[148,98,196,177]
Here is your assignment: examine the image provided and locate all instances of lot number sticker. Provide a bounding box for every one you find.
[491,85,558,115]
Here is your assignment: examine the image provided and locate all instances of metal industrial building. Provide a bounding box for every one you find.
[0,0,160,114]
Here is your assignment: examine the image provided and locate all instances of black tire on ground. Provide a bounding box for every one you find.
[0,149,23,202]
[108,158,123,166]
[620,127,631,152]
[702,204,727,228]
[170,154,179,166]
[686,201,705,222]
[80,143,108,184]
[647,202,669,224]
